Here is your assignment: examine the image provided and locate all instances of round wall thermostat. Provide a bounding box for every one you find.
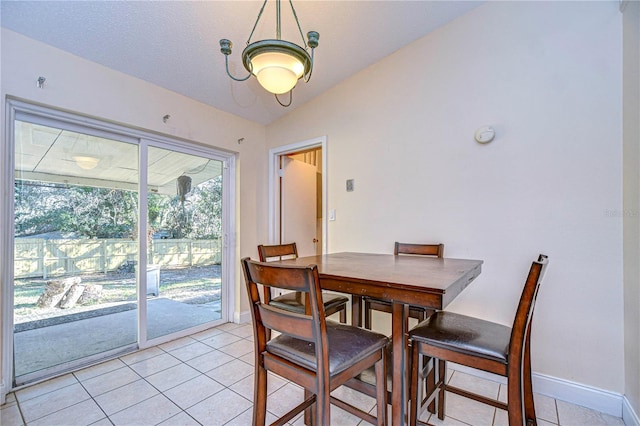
[474,126,495,144]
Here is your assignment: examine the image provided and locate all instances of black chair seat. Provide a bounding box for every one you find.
[270,292,350,314]
[409,311,510,363]
[268,320,388,375]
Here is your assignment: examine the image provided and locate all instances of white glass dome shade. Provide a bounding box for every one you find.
[243,40,311,95]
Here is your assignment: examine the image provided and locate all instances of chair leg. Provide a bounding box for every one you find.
[507,367,525,426]
[364,300,373,330]
[253,364,268,426]
[437,360,446,420]
[375,354,388,426]
[409,340,421,426]
[315,386,330,426]
[304,389,314,426]
[425,357,436,414]
[418,309,437,414]
[523,333,537,425]
[405,321,411,405]
[339,306,347,323]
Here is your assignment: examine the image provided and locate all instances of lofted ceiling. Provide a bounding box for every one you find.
[1,0,483,126]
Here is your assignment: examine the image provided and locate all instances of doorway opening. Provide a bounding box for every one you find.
[268,137,327,257]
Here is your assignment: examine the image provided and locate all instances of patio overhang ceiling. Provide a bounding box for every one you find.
[14,121,221,196]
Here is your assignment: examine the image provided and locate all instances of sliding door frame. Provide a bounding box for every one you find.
[1,99,236,396]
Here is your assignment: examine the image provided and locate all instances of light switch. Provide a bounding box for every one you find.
[329,209,336,221]
[346,179,354,192]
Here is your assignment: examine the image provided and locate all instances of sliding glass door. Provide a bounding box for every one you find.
[13,120,140,384]
[7,103,231,387]
[145,146,224,340]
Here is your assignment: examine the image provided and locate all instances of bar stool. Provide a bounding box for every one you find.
[241,257,389,425]
[408,254,549,426]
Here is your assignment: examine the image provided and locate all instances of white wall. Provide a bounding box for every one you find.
[0,29,268,395]
[622,0,640,420]
[267,1,624,394]
[0,0,630,409]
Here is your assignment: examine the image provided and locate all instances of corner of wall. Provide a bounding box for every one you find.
[234,310,251,325]
[624,395,640,426]
[622,0,640,418]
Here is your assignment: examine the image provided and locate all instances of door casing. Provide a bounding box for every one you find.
[268,136,328,254]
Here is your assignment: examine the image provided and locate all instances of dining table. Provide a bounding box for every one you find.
[272,251,483,425]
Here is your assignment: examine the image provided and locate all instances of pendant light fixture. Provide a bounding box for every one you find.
[219,0,319,107]
[72,156,100,170]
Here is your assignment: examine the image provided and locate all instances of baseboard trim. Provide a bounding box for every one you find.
[234,309,251,325]
[624,396,640,426]
[533,372,622,417]
[450,364,623,418]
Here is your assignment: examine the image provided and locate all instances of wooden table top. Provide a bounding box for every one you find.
[276,252,483,309]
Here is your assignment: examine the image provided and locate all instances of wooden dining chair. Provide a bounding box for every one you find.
[408,254,549,426]
[241,257,389,426]
[258,243,348,323]
[362,242,444,330]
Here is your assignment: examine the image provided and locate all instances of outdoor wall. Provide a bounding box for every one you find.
[0,28,268,398]
[623,0,640,421]
[267,0,624,402]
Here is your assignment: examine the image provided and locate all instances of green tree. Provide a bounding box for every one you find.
[14,174,222,241]
[188,176,222,239]
[15,182,138,238]
[63,187,138,238]
[14,182,70,236]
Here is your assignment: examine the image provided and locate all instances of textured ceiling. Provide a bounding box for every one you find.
[1,1,483,125]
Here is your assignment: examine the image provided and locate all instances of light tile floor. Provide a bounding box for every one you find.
[0,322,627,425]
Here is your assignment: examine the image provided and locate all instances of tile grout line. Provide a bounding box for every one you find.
[73,371,112,425]
[14,376,88,424]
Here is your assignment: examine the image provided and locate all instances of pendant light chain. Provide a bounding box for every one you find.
[289,0,308,49]
[246,0,269,46]
[276,0,281,40]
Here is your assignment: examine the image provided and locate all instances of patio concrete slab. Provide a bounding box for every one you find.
[13,298,221,379]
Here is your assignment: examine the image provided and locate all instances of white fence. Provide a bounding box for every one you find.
[14,238,222,279]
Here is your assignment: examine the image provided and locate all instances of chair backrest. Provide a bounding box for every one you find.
[508,254,549,373]
[258,242,298,262]
[241,257,329,367]
[395,242,444,258]
[257,243,299,304]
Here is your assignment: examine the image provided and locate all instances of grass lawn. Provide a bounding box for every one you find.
[13,265,222,322]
